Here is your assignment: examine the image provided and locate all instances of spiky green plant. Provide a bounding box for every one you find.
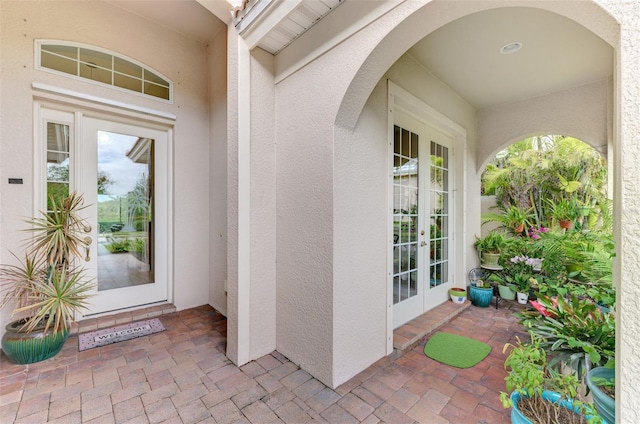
[0,192,94,334]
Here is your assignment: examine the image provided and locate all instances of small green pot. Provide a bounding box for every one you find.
[498,284,516,300]
[481,252,500,266]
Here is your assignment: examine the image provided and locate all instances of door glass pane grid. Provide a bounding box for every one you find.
[429,141,449,288]
[97,131,154,292]
[46,122,70,211]
[392,125,419,304]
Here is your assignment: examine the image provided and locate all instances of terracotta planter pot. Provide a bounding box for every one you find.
[559,219,572,229]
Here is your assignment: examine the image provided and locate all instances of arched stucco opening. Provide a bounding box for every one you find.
[329,0,619,388]
[479,131,609,172]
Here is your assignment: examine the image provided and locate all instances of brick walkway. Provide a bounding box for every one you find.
[0,301,527,423]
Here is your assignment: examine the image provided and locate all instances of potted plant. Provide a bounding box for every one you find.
[497,281,516,301]
[0,193,94,364]
[586,365,615,424]
[449,287,467,304]
[500,334,599,424]
[474,231,507,267]
[469,279,494,307]
[517,294,615,381]
[482,205,535,235]
[503,255,540,304]
[548,199,576,229]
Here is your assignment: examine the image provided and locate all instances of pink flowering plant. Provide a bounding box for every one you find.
[503,255,541,293]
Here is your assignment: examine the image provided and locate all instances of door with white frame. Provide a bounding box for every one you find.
[39,106,171,316]
[391,112,454,328]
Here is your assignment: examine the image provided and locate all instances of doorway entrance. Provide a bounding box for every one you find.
[39,106,171,316]
[391,109,454,329]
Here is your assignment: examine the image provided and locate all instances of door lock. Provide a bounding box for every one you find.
[420,241,427,247]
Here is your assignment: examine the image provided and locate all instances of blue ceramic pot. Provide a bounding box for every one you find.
[586,367,615,424]
[469,284,493,307]
[510,390,603,424]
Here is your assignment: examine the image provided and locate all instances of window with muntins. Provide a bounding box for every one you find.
[37,41,172,102]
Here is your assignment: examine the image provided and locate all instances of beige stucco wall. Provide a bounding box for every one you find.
[209,26,229,316]
[0,1,221,334]
[477,79,611,169]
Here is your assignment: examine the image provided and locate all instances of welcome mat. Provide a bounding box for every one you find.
[424,331,491,368]
[78,318,166,351]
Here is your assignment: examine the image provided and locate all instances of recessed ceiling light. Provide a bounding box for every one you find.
[500,42,523,54]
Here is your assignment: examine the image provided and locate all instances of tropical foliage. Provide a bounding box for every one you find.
[482,135,608,231]
[0,193,94,334]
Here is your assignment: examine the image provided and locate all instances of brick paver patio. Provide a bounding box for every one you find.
[0,301,527,423]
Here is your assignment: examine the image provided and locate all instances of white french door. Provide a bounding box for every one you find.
[392,112,454,328]
[38,106,171,316]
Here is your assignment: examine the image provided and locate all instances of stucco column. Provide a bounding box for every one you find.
[226,24,251,366]
[611,3,640,422]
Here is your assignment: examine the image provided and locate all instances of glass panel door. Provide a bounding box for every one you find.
[392,117,426,328]
[81,116,169,315]
[424,132,453,311]
[391,113,455,328]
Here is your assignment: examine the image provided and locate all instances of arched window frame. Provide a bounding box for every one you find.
[35,40,173,103]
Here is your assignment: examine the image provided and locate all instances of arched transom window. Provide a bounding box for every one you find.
[36,40,172,102]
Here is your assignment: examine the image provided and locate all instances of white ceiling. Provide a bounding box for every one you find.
[105,2,613,111]
[408,7,613,109]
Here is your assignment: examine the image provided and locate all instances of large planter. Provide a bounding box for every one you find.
[586,367,615,424]
[449,288,467,304]
[481,252,500,267]
[498,284,516,300]
[469,284,493,307]
[510,390,596,424]
[1,319,69,364]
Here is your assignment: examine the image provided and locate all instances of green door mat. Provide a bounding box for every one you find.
[424,332,491,368]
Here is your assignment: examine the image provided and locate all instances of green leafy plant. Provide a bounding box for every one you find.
[483,205,535,234]
[548,198,576,222]
[517,295,615,379]
[500,334,600,424]
[0,193,94,334]
[474,231,507,254]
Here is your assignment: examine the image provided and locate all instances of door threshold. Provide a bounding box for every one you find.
[393,300,470,352]
[71,303,176,335]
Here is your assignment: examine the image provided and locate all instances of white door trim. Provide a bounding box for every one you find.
[34,100,174,319]
[387,80,467,354]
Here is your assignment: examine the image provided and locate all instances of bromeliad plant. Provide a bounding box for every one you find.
[0,193,94,335]
[516,294,615,379]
